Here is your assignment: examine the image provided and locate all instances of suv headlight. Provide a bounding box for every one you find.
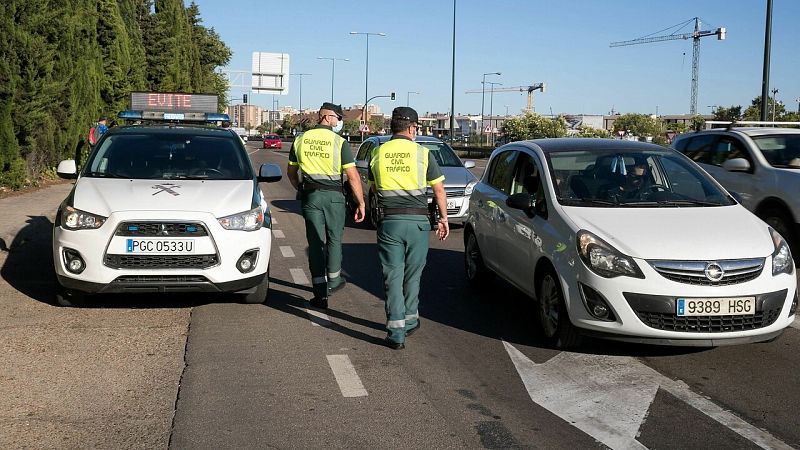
[61,206,106,230]
[218,206,264,231]
[464,180,478,196]
[770,227,794,276]
[577,230,644,279]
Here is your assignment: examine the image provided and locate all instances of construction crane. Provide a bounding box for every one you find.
[610,17,725,115]
[465,83,546,113]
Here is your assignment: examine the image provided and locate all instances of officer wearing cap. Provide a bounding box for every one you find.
[368,106,449,349]
[288,102,366,309]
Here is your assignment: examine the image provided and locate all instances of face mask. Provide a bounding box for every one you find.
[332,121,343,133]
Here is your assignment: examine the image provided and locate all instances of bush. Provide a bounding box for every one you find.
[0,158,30,190]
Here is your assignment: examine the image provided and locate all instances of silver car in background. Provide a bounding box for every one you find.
[351,135,478,228]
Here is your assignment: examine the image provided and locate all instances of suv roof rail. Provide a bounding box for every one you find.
[704,120,800,130]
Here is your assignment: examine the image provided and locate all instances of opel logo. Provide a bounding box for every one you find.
[704,262,724,282]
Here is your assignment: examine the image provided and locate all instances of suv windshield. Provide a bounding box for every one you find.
[752,135,800,168]
[421,142,463,167]
[84,132,251,180]
[547,150,735,207]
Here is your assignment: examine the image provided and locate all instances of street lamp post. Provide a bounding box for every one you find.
[290,73,311,113]
[796,97,800,114]
[350,32,386,113]
[317,57,348,102]
[407,91,420,106]
[481,72,501,146]
[486,81,502,146]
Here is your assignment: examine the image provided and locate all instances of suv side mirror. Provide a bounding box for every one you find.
[506,192,535,212]
[463,160,476,169]
[257,164,282,183]
[57,160,78,179]
[721,158,750,172]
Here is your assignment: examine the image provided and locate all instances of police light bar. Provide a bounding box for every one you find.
[117,110,230,123]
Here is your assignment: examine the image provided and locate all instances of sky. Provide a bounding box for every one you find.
[190,0,799,117]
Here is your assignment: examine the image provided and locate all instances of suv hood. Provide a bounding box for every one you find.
[73,178,255,218]
[562,205,774,260]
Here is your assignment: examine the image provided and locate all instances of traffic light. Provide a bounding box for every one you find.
[243,94,248,104]
[390,92,395,101]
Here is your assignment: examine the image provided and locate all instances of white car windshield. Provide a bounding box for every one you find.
[547,150,736,207]
[84,133,251,180]
[752,135,800,168]
[422,142,464,167]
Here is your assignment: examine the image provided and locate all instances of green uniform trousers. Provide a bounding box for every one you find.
[377,215,431,343]
[301,189,346,299]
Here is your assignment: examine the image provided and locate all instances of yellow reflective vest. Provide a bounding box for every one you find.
[370,138,444,201]
[291,128,347,184]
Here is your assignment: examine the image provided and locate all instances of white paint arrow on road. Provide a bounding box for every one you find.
[503,341,792,450]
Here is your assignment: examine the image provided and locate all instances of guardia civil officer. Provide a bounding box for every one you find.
[368,107,449,350]
[288,103,366,309]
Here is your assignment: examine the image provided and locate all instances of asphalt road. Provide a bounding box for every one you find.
[1,140,798,449]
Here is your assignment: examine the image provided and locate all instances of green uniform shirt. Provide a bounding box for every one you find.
[369,135,444,209]
[289,125,355,187]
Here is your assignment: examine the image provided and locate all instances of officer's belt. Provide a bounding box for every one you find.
[383,207,428,216]
[301,181,342,192]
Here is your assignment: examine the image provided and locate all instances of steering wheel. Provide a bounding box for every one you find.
[191,168,224,176]
[648,184,667,192]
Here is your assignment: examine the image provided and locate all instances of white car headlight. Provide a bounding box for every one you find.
[218,206,264,231]
[577,230,644,279]
[464,180,478,196]
[61,206,106,230]
[770,227,794,276]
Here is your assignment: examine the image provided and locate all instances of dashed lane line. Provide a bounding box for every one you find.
[272,229,285,239]
[289,268,309,285]
[326,354,368,398]
[279,246,295,258]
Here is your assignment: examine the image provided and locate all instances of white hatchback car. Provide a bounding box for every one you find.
[54,115,282,306]
[465,138,797,348]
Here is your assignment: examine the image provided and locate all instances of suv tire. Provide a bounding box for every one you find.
[758,206,796,250]
[368,192,380,229]
[242,272,269,304]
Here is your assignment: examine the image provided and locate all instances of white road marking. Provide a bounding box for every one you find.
[289,268,309,285]
[503,341,792,450]
[272,229,285,239]
[248,148,260,155]
[279,246,295,258]
[326,354,368,397]
[304,300,331,327]
[272,216,277,224]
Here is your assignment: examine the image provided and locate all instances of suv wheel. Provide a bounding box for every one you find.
[537,270,581,349]
[243,271,269,304]
[465,232,491,285]
[368,192,380,229]
[758,206,796,249]
[56,289,85,307]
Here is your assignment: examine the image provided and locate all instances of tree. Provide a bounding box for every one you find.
[501,113,567,141]
[712,105,742,122]
[343,119,359,137]
[611,113,659,138]
[368,116,387,135]
[576,125,610,138]
[743,95,786,121]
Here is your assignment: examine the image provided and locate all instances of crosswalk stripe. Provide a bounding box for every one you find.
[279,246,295,258]
[289,268,309,285]
[326,354,368,397]
[272,229,285,238]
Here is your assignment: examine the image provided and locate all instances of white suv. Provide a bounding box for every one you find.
[53,115,282,306]
[672,126,800,252]
[465,138,797,348]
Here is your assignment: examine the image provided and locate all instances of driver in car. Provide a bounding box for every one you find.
[614,162,649,199]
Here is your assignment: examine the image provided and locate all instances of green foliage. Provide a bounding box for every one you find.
[0,0,230,190]
[343,119,359,136]
[501,113,567,141]
[576,125,611,138]
[743,95,787,121]
[368,116,387,134]
[611,113,660,138]
[712,105,742,122]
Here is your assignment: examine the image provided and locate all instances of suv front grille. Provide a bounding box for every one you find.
[445,190,466,198]
[104,254,218,269]
[635,308,781,332]
[115,222,208,237]
[649,258,764,286]
[112,275,210,283]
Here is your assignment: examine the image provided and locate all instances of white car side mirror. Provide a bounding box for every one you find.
[57,160,78,179]
[721,158,750,172]
[464,160,476,169]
